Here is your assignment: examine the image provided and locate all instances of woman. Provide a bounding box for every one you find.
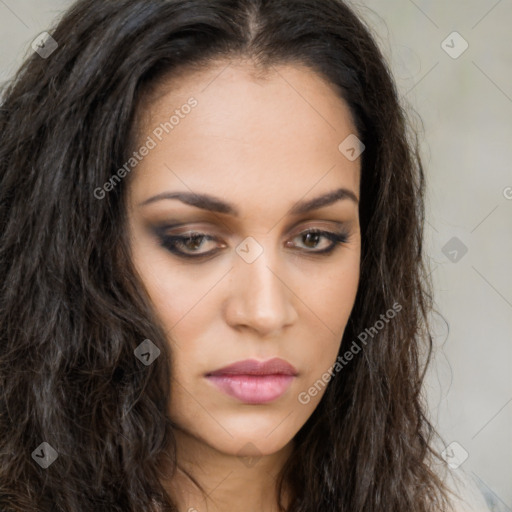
[0,0,489,511]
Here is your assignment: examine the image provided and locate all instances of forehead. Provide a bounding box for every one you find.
[128,60,361,213]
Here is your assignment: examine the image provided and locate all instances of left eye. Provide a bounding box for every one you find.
[286,229,348,253]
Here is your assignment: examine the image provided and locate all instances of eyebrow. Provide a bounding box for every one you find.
[138,187,359,215]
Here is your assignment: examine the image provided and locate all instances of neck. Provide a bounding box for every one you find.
[161,428,295,512]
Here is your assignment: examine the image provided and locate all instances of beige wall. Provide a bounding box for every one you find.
[1,1,510,509]
[354,2,512,508]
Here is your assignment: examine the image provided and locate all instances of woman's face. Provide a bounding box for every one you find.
[126,60,361,459]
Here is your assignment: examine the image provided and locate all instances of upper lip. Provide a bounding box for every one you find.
[206,358,298,376]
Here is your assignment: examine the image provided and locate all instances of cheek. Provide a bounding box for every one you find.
[131,250,223,382]
[292,257,360,385]
[291,254,360,333]
[131,242,219,333]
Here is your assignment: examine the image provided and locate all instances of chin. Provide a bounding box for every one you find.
[220,419,299,456]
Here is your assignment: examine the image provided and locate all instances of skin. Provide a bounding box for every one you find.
[126,58,362,512]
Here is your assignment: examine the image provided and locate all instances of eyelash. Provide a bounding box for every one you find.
[158,229,349,260]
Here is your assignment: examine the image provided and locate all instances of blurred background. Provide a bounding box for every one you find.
[1,0,510,509]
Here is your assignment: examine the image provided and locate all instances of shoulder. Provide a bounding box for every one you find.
[443,466,492,512]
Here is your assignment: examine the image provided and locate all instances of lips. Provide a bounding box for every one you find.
[205,357,298,377]
[205,358,298,404]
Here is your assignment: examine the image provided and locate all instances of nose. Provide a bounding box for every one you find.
[223,242,298,337]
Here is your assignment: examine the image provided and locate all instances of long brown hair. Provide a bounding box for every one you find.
[0,0,453,510]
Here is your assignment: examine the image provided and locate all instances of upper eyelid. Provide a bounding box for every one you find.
[163,227,346,240]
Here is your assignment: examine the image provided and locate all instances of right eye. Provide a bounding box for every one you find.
[159,231,226,259]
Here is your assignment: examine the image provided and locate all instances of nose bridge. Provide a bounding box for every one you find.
[226,235,296,333]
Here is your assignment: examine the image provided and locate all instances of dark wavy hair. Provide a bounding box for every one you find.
[0,0,455,510]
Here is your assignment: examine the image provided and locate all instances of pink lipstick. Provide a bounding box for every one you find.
[205,358,297,404]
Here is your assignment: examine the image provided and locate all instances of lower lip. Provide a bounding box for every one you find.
[205,374,295,404]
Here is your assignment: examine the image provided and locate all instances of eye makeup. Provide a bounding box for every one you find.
[151,223,351,261]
